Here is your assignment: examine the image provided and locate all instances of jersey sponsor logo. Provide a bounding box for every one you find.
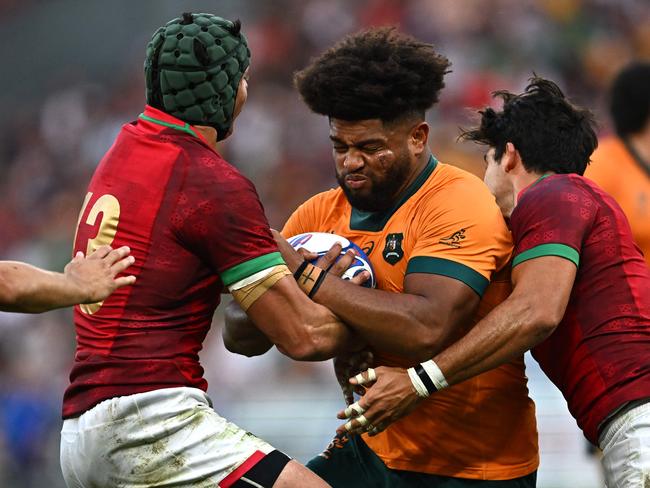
[383,233,404,264]
[439,228,466,248]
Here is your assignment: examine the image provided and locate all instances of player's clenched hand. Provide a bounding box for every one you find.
[335,366,423,436]
[334,349,374,405]
[65,246,136,303]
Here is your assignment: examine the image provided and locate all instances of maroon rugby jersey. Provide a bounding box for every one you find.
[63,106,283,418]
[511,174,650,444]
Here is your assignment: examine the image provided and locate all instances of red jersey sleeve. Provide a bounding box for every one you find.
[510,175,596,268]
[174,153,282,286]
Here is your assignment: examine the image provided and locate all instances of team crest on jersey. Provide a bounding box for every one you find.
[383,233,404,264]
[439,228,466,248]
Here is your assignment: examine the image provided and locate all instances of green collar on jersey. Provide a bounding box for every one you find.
[531,173,553,188]
[138,113,200,139]
[349,155,438,232]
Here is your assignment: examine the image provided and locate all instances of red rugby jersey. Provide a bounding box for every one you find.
[511,174,650,444]
[63,106,283,418]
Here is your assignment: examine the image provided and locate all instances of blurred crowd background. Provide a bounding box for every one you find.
[0,0,648,486]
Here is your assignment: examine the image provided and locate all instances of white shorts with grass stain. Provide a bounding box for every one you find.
[60,387,276,488]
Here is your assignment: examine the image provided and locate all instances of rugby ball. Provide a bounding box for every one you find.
[288,232,376,288]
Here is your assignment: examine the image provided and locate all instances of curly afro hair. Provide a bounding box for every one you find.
[460,76,598,176]
[294,27,451,123]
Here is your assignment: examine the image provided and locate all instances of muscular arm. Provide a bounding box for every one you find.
[336,255,578,436]
[0,246,135,313]
[315,272,479,362]
[277,232,480,362]
[434,256,576,384]
[228,274,362,361]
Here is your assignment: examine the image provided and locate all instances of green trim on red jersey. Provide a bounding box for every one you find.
[221,252,285,286]
[406,256,489,296]
[512,243,579,268]
[138,113,200,139]
[349,156,438,232]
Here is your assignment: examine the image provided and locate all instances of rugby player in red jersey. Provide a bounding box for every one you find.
[60,12,359,488]
[0,245,134,313]
[343,77,650,488]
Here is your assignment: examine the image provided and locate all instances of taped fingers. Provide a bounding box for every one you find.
[343,414,369,433]
[356,414,369,427]
[354,368,376,385]
[343,402,365,418]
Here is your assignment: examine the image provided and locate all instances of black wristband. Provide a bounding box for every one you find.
[415,364,437,395]
[293,260,309,281]
[308,268,328,299]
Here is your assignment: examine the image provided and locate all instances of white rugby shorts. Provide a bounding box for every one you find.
[60,387,286,487]
[599,399,650,488]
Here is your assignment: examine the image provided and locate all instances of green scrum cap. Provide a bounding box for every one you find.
[144,12,250,140]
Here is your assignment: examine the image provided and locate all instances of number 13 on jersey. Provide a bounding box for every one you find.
[74,192,121,315]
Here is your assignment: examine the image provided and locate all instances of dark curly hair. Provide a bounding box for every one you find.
[294,27,451,123]
[460,76,598,176]
[609,61,650,138]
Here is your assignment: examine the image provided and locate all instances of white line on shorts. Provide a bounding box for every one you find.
[241,476,265,488]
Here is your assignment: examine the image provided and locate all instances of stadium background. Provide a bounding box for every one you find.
[0,0,648,486]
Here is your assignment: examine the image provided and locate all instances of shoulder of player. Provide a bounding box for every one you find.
[299,187,348,211]
[586,137,635,187]
[418,162,497,210]
[589,136,629,166]
[514,174,600,219]
[177,142,254,186]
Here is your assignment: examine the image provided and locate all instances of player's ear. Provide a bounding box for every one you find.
[502,142,519,173]
[409,122,429,155]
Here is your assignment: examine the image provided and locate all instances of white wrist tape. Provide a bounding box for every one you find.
[421,359,449,390]
[407,367,430,398]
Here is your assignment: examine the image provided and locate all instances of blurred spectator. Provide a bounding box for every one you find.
[586,61,650,266]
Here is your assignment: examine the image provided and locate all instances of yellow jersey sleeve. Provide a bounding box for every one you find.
[406,173,512,296]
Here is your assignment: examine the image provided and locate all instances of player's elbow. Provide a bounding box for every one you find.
[411,337,443,363]
[276,321,332,361]
[398,321,445,363]
[527,302,563,339]
[277,336,322,361]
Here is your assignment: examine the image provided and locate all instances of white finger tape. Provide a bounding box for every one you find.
[343,402,365,418]
[367,368,376,382]
[355,368,376,385]
[356,414,369,427]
